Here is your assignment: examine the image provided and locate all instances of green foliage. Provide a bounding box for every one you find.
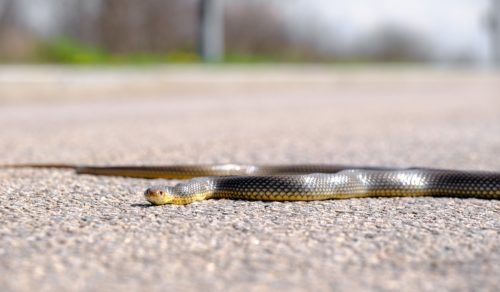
[224,54,279,63]
[165,52,200,63]
[39,38,200,64]
[41,39,108,64]
[37,38,400,65]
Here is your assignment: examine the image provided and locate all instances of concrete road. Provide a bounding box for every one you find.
[0,66,499,291]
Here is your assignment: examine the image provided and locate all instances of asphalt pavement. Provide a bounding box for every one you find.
[0,66,499,291]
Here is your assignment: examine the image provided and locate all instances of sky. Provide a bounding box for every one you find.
[284,0,493,61]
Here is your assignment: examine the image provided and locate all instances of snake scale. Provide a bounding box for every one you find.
[2,163,500,205]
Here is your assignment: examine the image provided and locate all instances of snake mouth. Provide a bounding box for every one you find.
[144,187,173,205]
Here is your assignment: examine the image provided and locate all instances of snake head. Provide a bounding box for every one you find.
[144,185,174,205]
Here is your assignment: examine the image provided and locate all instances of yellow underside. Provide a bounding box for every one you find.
[161,188,500,205]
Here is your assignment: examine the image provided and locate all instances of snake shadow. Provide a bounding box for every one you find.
[130,203,155,208]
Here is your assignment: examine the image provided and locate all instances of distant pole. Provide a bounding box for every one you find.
[198,0,224,62]
[491,0,500,68]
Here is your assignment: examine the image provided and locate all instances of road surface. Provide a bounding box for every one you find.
[0,66,499,291]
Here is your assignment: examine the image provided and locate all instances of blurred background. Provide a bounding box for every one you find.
[0,0,499,66]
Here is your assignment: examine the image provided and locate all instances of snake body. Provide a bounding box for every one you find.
[144,168,500,205]
[2,164,500,205]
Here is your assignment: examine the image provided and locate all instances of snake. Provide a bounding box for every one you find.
[2,163,500,205]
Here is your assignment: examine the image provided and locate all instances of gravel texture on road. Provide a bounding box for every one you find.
[0,67,499,292]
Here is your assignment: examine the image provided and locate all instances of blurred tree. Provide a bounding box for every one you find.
[354,26,433,62]
[0,0,39,61]
[199,0,224,61]
[490,0,500,66]
[97,0,197,53]
[65,0,101,44]
[0,0,15,30]
[225,1,290,56]
[224,1,333,61]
